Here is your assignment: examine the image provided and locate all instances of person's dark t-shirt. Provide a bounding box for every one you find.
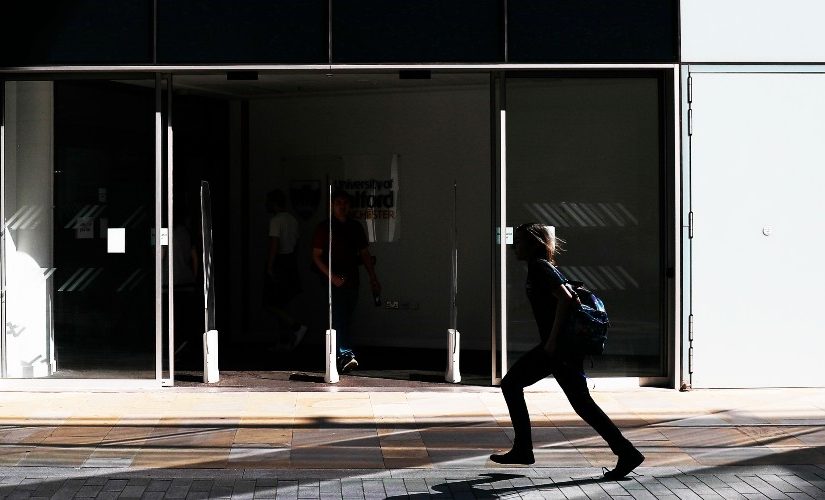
[312,217,368,289]
[525,258,566,343]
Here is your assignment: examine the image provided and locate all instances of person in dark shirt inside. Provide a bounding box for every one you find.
[490,223,644,480]
[311,190,381,373]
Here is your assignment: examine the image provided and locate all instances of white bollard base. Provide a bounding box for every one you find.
[203,329,220,383]
[325,329,339,383]
[445,328,461,383]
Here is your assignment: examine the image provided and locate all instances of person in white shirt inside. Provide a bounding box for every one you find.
[264,189,306,349]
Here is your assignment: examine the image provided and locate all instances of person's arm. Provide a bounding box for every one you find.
[359,248,380,293]
[267,237,280,277]
[312,247,345,287]
[543,283,576,356]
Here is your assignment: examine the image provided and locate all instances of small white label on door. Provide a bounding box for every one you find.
[107,228,126,253]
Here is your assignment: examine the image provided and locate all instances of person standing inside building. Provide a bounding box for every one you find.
[264,189,306,349]
[311,190,381,373]
[490,223,644,480]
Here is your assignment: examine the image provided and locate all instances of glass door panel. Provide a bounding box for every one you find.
[2,78,158,378]
[504,75,665,377]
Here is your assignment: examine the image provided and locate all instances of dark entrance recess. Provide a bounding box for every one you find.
[168,93,231,373]
[166,74,497,386]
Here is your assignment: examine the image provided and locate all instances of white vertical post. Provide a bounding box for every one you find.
[324,184,338,383]
[499,109,508,379]
[446,181,461,383]
[446,329,461,383]
[325,328,339,384]
[154,74,163,382]
[165,74,175,386]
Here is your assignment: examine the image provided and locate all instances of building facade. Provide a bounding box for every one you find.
[1,1,821,389]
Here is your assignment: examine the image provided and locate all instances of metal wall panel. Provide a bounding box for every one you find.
[682,0,825,63]
[331,0,503,63]
[689,72,825,387]
[0,0,152,66]
[508,0,678,63]
[157,0,327,64]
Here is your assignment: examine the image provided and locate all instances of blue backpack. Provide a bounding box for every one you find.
[562,281,610,355]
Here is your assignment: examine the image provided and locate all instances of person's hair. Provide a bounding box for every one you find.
[331,189,352,203]
[265,189,286,213]
[515,222,564,264]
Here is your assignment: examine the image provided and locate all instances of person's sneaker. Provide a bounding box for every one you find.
[489,448,535,465]
[603,448,644,480]
[338,356,358,373]
[291,324,307,349]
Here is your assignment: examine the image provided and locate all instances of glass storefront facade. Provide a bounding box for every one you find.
[504,75,669,376]
[1,0,679,386]
[1,69,677,385]
[2,79,162,379]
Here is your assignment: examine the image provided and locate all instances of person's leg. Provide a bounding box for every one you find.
[491,345,554,464]
[264,296,296,349]
[330,286,348,353]
[331,286,358,370]
[267,257,304,344]
[282,255,306,347]
[554,358,643,478]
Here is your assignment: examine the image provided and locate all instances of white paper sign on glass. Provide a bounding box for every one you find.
[107,228,126,253]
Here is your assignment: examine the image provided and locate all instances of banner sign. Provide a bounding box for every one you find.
[332,154,400,243]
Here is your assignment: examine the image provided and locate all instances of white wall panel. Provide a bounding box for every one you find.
[682,1,825,62]
[690,72,825,387]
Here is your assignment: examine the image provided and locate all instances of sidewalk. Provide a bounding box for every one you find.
[1,378,824,498]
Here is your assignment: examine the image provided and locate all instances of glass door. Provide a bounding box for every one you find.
[2,76,166,380]
[501,73,669,378]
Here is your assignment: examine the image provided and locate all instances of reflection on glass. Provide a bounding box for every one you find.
[506,77,664,376]
[3,80,156,378]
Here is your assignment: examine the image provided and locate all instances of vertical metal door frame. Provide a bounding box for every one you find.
[490,72,507,386]
[166,74,175,386]
[0,82,6,378]
[154,74,163,382]
[155,74,175,386]
[498,66,681,388]
[498,74,507,384]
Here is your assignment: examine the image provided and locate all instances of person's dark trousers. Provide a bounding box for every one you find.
[331,285,358,357]
[500,345,634,454]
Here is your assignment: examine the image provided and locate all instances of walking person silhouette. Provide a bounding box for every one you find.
[490,223,644,480]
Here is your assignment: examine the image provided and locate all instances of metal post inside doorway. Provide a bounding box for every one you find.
[155,74,175,386]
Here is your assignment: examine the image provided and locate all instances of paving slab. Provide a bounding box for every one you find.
[1,386,825,498]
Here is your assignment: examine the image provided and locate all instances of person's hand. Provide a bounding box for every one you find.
[370,278,381,293]
[331,275,346,287]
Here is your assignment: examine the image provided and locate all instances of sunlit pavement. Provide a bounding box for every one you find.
[1,382,824,498]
